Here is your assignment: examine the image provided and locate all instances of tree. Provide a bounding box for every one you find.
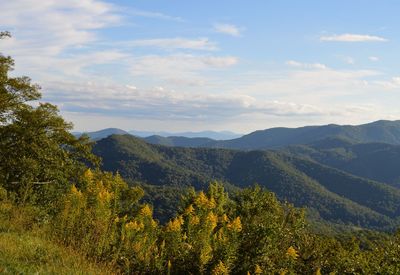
[0,32,98,205]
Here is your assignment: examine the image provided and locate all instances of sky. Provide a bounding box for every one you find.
[1,0,400,133]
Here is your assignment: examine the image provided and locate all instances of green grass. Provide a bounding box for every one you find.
[0,230,117,274]
[0,201,117,275]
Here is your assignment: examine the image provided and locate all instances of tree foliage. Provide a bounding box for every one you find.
[0,33,98,205]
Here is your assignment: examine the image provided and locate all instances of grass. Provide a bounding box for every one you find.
[0,230,117,274]
[0,201,117,275]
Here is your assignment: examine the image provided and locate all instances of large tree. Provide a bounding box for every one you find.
[0,32,98,204]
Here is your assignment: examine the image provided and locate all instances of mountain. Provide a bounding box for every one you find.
[130,130,241,140]
[207,120,400,150]
[74,128,129,140]
[93,134,400,230]
[143,135,215,147]
[284,137,400,189]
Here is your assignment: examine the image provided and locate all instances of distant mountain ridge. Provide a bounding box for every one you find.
[130,130,242,140]
[76,120,400,149]
[208,120,400,150]
[74,128,129,140]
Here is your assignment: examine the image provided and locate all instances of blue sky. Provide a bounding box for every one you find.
[1,0,400,133]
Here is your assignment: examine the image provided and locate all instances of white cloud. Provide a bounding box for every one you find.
[43,81,329,121]
[320,33,388,42]
[214,23,243,37]
[129,9,184,22]
[345,57,355,65]
[369,56,379,62]
[286,60,327,70]
[0,0,122,80]
[374,76,400,89]
[121,38,218,51]
[130,54,238,83]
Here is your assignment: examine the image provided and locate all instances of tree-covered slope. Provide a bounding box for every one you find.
[93,134,399,229]
[208,120,400,150]
[144,135,215,147]
[285,138,400,189]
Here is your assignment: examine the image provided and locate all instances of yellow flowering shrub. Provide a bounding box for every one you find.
[286,246,299,260]
[140,204,152,217]
[185,204,194,215]
[166,216,183,232]
[227,216,242,232]
[212,261,229,275]
[190,215,200,225]
[207,212,218,230]
[125,220,144,231]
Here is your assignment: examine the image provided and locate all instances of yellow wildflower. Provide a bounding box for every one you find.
[315,267,322,275]
[166,216,183,232]
[286,246,299,260]
[221,214,229,223]
[207,212,218,230]
[83,169,93,181]
[125,220,144,231]
[185,204,195,215]
[255,264,262,274]
[195,191,209,208]
[208,197,216,208]
[190,215,200,225]
[227,216,242,232]
[70,185,82,197]
[212,261,229,275]
[98,189,112,203]
[140,204,152,216]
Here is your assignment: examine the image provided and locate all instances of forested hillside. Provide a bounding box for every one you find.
[93,134,400,230]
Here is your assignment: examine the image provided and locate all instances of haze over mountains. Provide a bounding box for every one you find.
[74,129,241,141]
[79,120,400,148]
[89,120,400,230]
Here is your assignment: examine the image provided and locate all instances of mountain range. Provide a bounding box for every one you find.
[144,120,400,149]
[73,129,241,141]
[75,120,400,230]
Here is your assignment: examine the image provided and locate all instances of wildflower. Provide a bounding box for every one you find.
[83,169,93,181]
[207,212,218,230]
[286,246,299,260]
[195,191,209,208]
[166,216,183,232]
[212,261,229,274]
[140,204,152,216]
[70,185,82,197]
[227,217,242,232]
[221,214,229,223]
[208,197,216,208]
[255,264,262,274]
[98,189,112,203]
[185,204,195,215]
[125,220,144,231]
[190,215,200,225]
